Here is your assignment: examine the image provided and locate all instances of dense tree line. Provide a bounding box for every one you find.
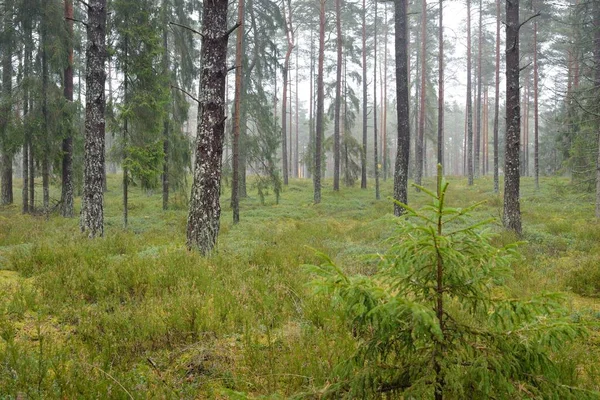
[0,0,599,247]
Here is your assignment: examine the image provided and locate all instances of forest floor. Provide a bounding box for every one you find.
[0,174,599,399]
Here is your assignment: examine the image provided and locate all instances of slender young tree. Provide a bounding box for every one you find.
[503,0,522,234]
[161,0,170,211]
[333,0,343,191]
[80,0,108,238]
[314,0,325,204]
[361,0,368,189]
[493,0,500,193]
[394,0,410,216]
[475,0,482,177]
[231,0,244,224]
[186,0,232,253]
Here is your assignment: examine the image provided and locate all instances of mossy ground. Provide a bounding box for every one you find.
[0,174,599,398]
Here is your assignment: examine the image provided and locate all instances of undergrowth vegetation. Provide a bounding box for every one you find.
[0,174,599,399]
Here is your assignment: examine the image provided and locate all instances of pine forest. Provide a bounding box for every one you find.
[1,0,600,398]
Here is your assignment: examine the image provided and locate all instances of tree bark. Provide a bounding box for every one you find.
[61,0,75,217]
[503,0,522,235]
[374,0,380,200]
[314,0,325,204]
[231,0,244,223]
[415,0,426,188]
[475,0,482,178]
[437,0,444,168]
[186,0,230,254]
[333,0,343,191]
[361,0,368,189]
[394,0,410,216]
[281,0,294,186]
[41,11,50,215]
[80,0,107,238]
[467,0,474,186]
[594,0,600,218]
[0,0,13,206]
[493,0,500,193]
[162,0,170,211]
[533,7,539,190]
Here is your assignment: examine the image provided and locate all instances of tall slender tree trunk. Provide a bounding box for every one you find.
[295,47,299,179]
[281,0,294,186]
[80,0,108,238]
[594,0,600,217]
[186,0,230,253]
[22,23,32,213]
[475,0,482,178]
[394,0,410,216]
[315,0,325,204]
[308,30,314,180]
[162,0,170,211]
[123,37,129,229]
[41,12,50,215]
[333,0,343,191]
[61,0,75,217]
[503,0,522,234]
[467,0,474,186]
[374,0,380,200]
[493,0,500,193]
[361,0,368,189]
[0,0,13,206]
[533,6,539,190]
[437,0,444,168]
[415,0,426,188]
[383,3,389,181]
[231,0,244,224]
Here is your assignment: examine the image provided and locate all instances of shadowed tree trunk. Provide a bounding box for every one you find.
[0,0,13,206]
[437,0,444,168]
[503,0,522,234]
[533,5,539,190]
[186,0,230,254]
[80,0,108,238]
[475,0,482,178]
[315,0,325,204]
[374,0,380,200]
[231,0,244,224]
[394,0,410,216]
[594,0,600,217]
[415,0,426,188]
[361,0,368,189]
[467,0,474,186]
[162,0,170,211]
[61,0,75,217]
[493,0,500,193]
[281,0,294,186]
[333,0,342,191]
[41,10,50,214]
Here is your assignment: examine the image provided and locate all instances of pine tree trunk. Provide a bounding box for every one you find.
[493,0,500,193]
[314,0,325,204]
[475,0,482,178]
[186,0,230,254]
[295,47,299,179]
[503,0,522,235]
[41,15,50,215]
[383,3,389,181]
[374,0,380,200]
[533,8,539,190]
[162,0,170,211]
[281,0,294,186]
[361,0,368,189]
[467,0,474,186]
[594,0,600,217]
[123,37,129,229]
[61,0,75,217]
[0,0,13,206]
[22,24,32,213]
[437,0,444,168]
[415,0,427,188]
[231,0,244,223]
[394,0,410,216]
[333,0,342,191]
[80,0,107,238]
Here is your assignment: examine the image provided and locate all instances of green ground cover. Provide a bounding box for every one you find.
[0,175,599,398]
